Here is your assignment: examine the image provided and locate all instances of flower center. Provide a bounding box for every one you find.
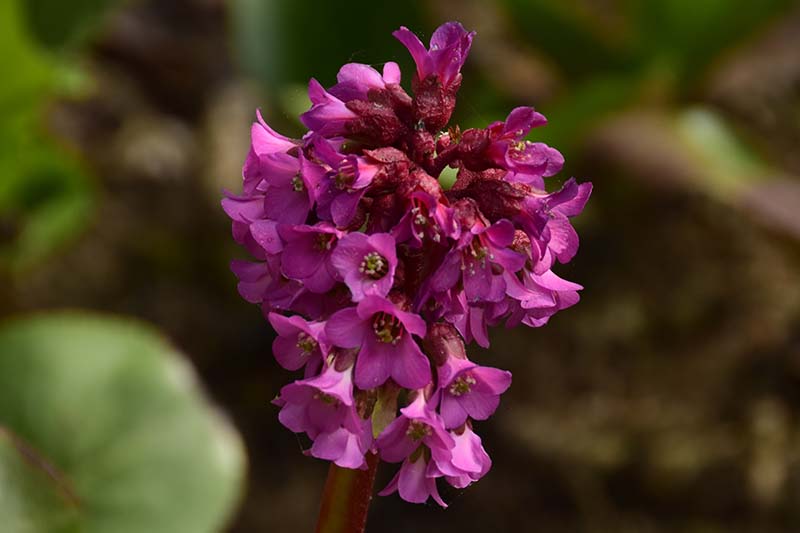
[405,420,432,442]
[462,238,493,275]
[448,373,477,396]
[359,251,388,279]
[296,332,318,355]
[371,312,403,345]
[291,175,305,192]
[334,161,356,190]
[313,392,339,405]
[314,233,336,251]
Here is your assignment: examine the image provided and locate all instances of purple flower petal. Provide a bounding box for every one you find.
[325,308,365,348]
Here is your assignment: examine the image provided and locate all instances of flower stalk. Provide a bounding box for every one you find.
[316,452,379,533]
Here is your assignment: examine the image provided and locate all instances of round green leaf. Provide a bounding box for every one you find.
[0,428,81,533]
[0,313,246,533]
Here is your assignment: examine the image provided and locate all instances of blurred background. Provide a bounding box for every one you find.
[2,0,800,531]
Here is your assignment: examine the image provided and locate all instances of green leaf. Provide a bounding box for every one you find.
[535,75,641,157]
[231,0,425,88]
[0,428,81,533]
[0,313,246,533]
[672,107,767,200]
[0,0,94,273]
[503,0,635,80]
[630,0,794,90]
[21,0,119,50]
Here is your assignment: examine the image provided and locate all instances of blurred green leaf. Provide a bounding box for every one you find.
[0,429,81,533]
[673,107,767,200]
[0,0,94,273]
[630,0,794,91]
[503,0,635,80]
[232,0,425,88]
[22,0,119,50]
[0,313,246,533]
[536,75,641,156]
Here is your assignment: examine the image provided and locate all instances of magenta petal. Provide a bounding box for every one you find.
[546,216,579,263]
[463,264,492,302]
[277,401,307,434]
[325,308,364,348]
[311,427,368,469]
[282,244,324,280]
[306,401,342,434]
[221,193,265,223]
[394,309,426,338]
[460,391,500,421]
[331,190,365,227]
[396,457,433,504]
[503,106,547,136]
[430,251,461,293]
[251,112,296,156]
[302,264,337,294]
[392,27,428,79]
[390,336,431,389]
[382,62,401,84]
[559,181,593,217]
[472,366,513,395]
[272,336,306,371]
[354,336,392,389]
[483,219,516,248]
[249,220,283,254]
[330,63,385,102]
[376,418,417,463]
[263,186,310,225]
[440,393,469,429]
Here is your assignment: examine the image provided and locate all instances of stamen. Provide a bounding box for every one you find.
[371,312,403,345]
[314,233,336,251]
[359,251,388,279]
[312,392,339,405]
[406,420,432,441]
[296,332,318,355]
[448,373,477,396]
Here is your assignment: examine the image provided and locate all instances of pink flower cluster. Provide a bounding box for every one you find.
[223,22,591,506]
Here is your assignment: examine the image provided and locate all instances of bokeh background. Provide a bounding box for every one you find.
[2,0,800,532]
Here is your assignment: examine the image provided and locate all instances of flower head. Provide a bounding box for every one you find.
[224,21,591,508]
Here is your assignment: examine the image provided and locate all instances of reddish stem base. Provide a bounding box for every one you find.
[315,453,380,533]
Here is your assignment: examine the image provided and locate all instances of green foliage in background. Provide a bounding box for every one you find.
[0,313,246,533]
[0,0,98,273]
[0,0,126,273]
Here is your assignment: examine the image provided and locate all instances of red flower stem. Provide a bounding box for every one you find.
[315,452,380,533]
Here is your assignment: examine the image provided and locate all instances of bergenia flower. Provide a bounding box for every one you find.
[330,232,397,301]
[300,79,359,137]
[430,218,525,303]
[325,296,430,390]
[393,22,475,90]
[310,414,374,470]
[313,138,380,227]
[278,223,342,294]
[441,424,492,489]
[437,354,512,429]
[377,452,447,506]
[267,312,327,373]
[328,62,402,103]
[273,362,355,439]
[243,110,299,194]
[485,107,564,186]
[224,20,592,510]
[260,152,321,225]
